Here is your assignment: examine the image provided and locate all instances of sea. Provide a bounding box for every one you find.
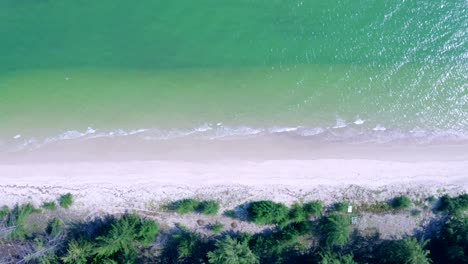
[0,0,466,158]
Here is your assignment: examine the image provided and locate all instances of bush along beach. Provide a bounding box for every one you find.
[0,193,466,263]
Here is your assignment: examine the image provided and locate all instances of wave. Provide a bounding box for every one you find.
[4,121,468,152]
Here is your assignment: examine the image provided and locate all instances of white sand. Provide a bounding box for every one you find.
[1,159,466,212]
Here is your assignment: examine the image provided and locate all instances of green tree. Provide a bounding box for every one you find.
[247,200,289,226]
[162,228,207,263]
[321,214,351,247]
[317,250,356,264]
[376,238,431,264]
[46,217,63,238]
[93,214,158,262]
[138,219,159,246]
[207,236,259,264]
[303,201,323,216]
[429,216,467,264]
[7,203,39,240]
[62,239,94,264]
[436,194,468,215]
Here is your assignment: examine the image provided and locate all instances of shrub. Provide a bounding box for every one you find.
[199,200,220,216]
[333,202,348,213]
[376,238,431,264]
[60,193,74,209]
[47,217,63,237]
[247,200,289,226]
[411,209,421,217]
[391,196,411,210]
[303,201,323,216]
[358,202,392,213]
[42,201,57,210]
[224,210,236,218]
[175,199,200,215]
[210,223,224,234]
[207,236,259,264]
[426,196,437,204]
[321,214,351,247]
[0,205,8,219]
[435,194,468,215]
[289,203,308,222]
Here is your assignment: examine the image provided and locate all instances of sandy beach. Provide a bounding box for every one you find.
[1,157,466,213]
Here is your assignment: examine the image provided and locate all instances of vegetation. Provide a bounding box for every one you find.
[429,215,467,264]
[224,210,236,218]
[46,217,63,237]
[210,223,224,234]
[289,203,309,222]
[333,202,349,213]
[59,193,74,209]
[247,200,289,226]
[390,195,412,210]
[317,250,356,264]
[0,193,466,263]
[321,214,351,247]
[63,214,159,263]
[303,200,323,216]
[6,203,40,240]
[435,194,468,215]
[175,199,201,215]
[357,202,392,213]
[174,199,220,215]
[199,200,220,216]
[411,209,421,217]
[426,195,437,204]
[376,238,432,264]
[42,201,57,211]
[207,236,259,264]
[0,205,8,219]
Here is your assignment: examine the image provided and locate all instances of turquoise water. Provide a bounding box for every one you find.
[0,0,467,152]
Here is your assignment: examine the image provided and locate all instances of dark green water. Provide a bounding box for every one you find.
[0,0,466,150]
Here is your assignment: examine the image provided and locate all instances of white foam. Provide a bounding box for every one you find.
[195,124,213,132]
[13,134,21,139]
[354,118,365,125]
[269,127,299,133]
[300,128,325,136]
[209,126,263,139]
[86,127,96,134]
[333,118,347,128]
[373,125,386,131]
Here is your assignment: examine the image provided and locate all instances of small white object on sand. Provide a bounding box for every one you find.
[13,134,21,139]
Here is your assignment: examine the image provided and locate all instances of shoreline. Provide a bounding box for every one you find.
[2,140,468,163]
